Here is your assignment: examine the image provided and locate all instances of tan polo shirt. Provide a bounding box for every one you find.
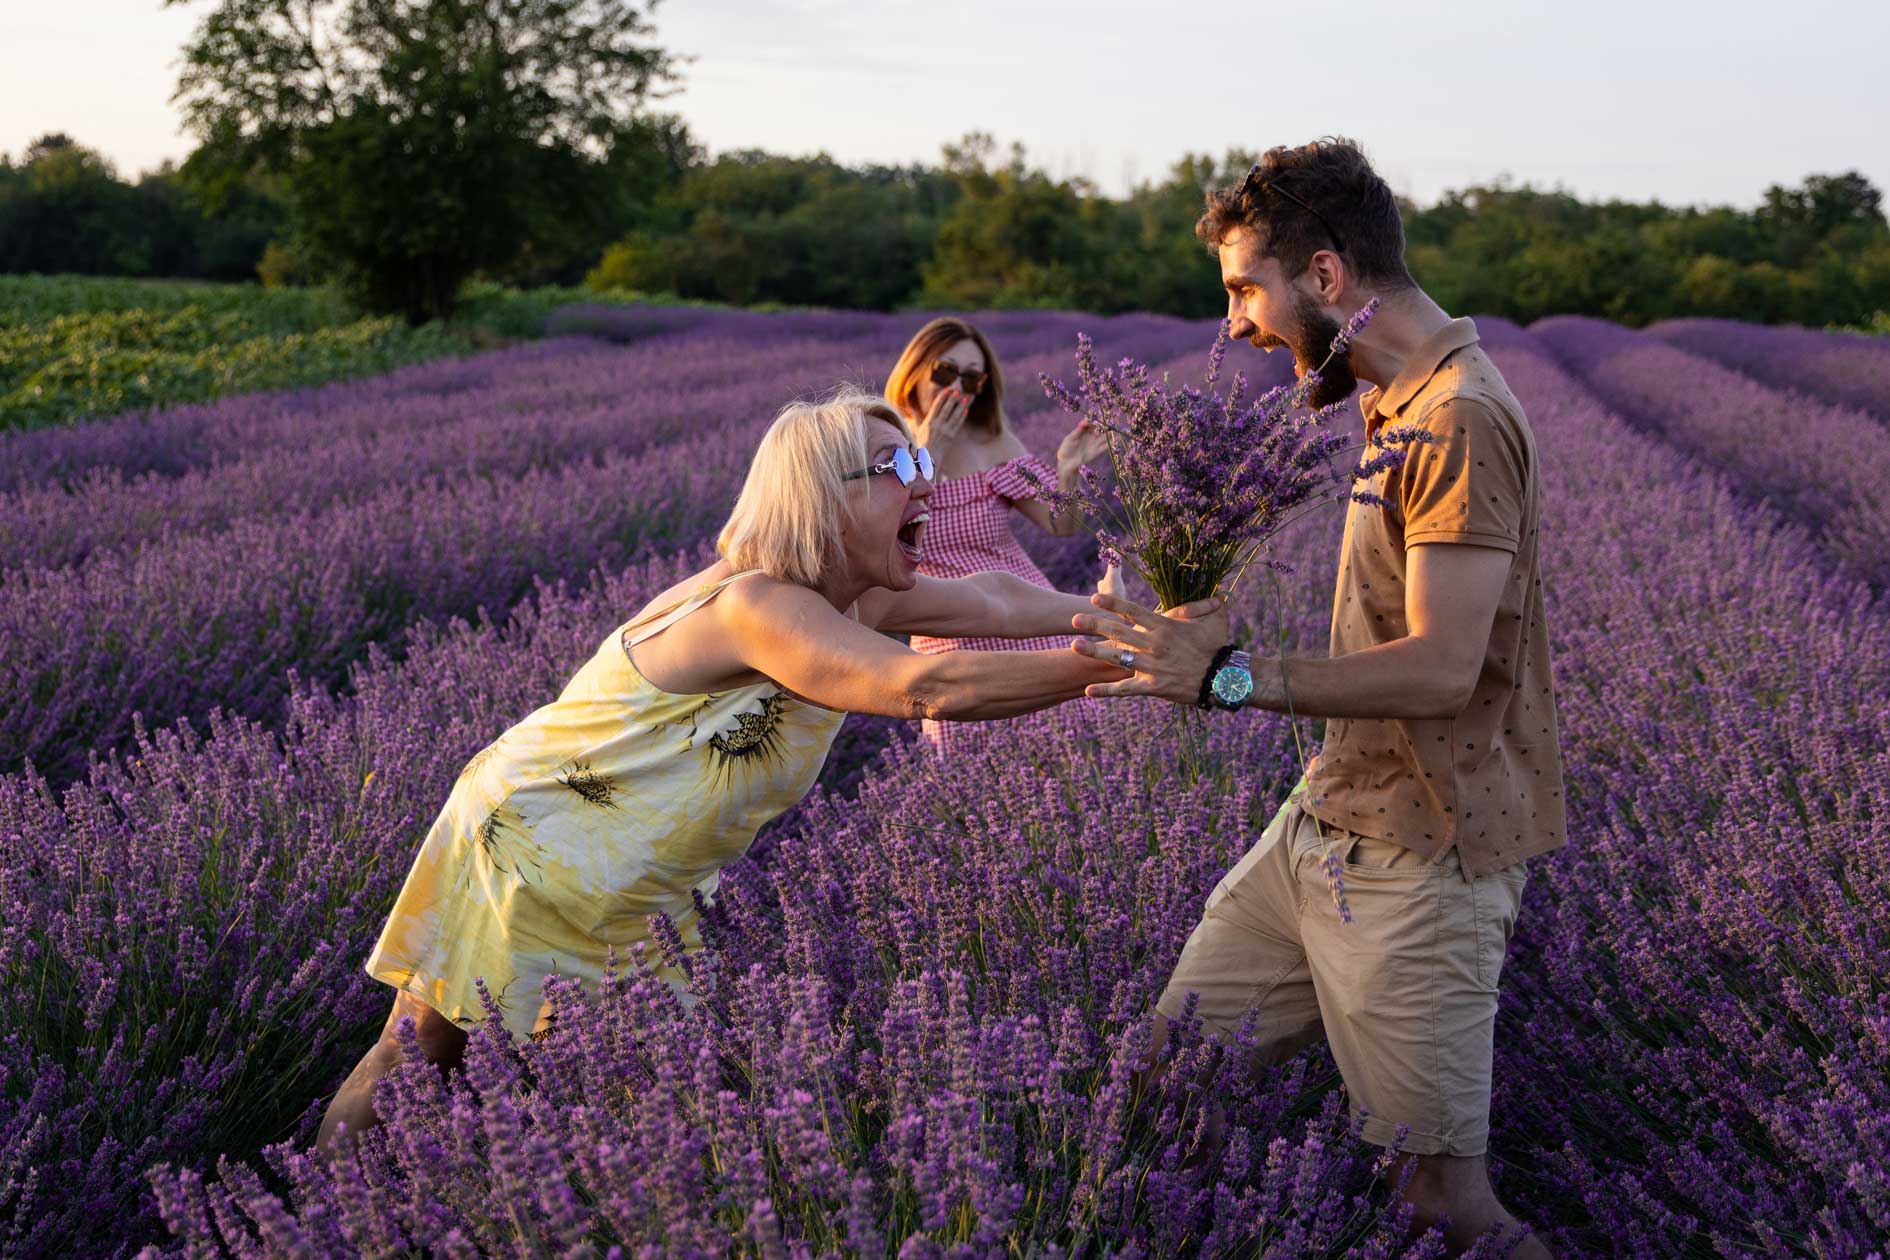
[1302,317,1567,879]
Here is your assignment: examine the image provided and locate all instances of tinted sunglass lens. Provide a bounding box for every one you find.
[915,447,934,480]
[892,447,917,485]
[930,362,985,393]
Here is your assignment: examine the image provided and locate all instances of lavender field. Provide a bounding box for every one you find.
[1,310,1885,1258]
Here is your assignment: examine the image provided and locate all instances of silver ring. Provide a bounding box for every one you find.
[1119,649,1136,670]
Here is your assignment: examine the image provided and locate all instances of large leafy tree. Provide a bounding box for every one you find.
[169,0,678,320]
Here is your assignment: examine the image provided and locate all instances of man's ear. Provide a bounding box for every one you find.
[1308,250,1346,305]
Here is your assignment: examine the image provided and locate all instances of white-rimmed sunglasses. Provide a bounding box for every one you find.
[843,445,934,486]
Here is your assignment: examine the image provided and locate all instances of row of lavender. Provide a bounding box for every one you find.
[157,319,1890,1257]
[1476,324,1887,1254]
[0,306,1175,499]
[1647,316,1890,423]
[0,309,1130,562]
[0,305,804,491]
[5,311,1885,1255]
[0,311,1210,784]
[1531,315,1890,591]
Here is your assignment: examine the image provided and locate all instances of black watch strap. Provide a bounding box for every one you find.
[1197,642,1239,709]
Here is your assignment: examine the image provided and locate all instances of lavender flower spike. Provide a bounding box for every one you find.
[1329,297,1381,357]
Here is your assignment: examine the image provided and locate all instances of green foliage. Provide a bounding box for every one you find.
[1403,178,1890,327]
[255,239,315,288]
[0,273,354,328]
[590,141,1889,326]
[918,138,1243,316]
[1833,310,1890,336]
[168,0,680,321]
[0,135,286,281]
[918,136,1105,310]
[0,278,467,428]
[453,279,688,339]
[0,274,696,430]
[584,150,954,310]
[9,109,1887,330]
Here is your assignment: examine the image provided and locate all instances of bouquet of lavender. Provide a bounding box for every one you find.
[1040,300,1428,611]
[1043,302,1431,926]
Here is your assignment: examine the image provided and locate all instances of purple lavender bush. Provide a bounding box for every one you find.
[1476,318,1890,1254]
[0,308,905,493]
[1648,316,1890,424]
[7,310,1886,1259]
[0,549,703,1259]
[1531,314,1890,590]
[0,313,1215,1256]
[0,317,1211,785]
[141,702,1482,1259]
[0,309,1201,497]
[0,332,902,571]
[0,434,743,783]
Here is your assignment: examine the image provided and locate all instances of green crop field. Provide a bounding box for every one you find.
[0,275,671,430]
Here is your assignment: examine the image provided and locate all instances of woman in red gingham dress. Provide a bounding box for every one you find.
[885,317,1118,751]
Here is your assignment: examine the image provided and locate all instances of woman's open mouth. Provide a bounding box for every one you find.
[897,511,927,565]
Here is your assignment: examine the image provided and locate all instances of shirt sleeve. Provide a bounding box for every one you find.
[986,455,1059,504]
[1398,396,1526,553]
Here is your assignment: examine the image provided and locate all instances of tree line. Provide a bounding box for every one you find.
[3,0,1885,329]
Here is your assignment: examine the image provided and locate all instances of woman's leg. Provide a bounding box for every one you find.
[315,990,468,1155]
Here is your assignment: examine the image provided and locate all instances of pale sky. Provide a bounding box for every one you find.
[4,0,1886,208]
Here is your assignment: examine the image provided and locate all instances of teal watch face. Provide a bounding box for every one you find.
[1212,664,1253,706]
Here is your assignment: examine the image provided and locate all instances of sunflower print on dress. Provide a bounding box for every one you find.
[456,741,499,782]
[705,692,792,781]
[452,972,523,1028]
[556,757,621,810]
[471,802,546,885]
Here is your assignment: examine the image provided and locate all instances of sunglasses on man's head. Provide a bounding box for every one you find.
[1236,162,1347,255]
[928,360,988,395]
[843,445,934,486]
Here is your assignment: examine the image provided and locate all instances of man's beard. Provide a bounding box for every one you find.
[1253,291,1359,409]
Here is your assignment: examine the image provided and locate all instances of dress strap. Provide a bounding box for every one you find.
[622,568,765,646]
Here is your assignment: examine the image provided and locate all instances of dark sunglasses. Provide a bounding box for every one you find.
[1236,162,1347,255]
[928,360,988,395]
[843,445,934,486]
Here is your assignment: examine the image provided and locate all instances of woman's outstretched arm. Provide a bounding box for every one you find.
[723,578,1124,721]
[859,571,1097,641]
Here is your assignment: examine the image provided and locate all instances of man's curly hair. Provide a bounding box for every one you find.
[1197,137,1415,289]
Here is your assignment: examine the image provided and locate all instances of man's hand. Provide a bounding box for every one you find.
[1071,591,1232,702]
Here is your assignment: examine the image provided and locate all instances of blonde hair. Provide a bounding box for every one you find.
[885,317,1007,438]
[716,390,915,586]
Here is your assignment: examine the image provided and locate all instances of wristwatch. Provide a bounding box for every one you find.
[1200,646,1253,711]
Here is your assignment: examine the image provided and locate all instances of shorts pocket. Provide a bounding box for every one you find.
[1206,804,1292,918]
[1335,830,1430,879]
[1471,865,1527,991]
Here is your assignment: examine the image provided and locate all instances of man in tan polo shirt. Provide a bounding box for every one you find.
[1072,137,1563,1258]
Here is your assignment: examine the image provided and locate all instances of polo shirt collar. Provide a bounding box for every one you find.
[1360,316,1481,428]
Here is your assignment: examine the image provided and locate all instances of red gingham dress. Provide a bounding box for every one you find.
[910,453,1079,751]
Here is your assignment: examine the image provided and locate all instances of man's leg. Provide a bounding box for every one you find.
[1132,789,1328,1158]
[1391,1152,1554,1258]
[1296,829,1550,1258]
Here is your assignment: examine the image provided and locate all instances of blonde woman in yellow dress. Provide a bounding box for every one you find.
[316,391,1126,1152]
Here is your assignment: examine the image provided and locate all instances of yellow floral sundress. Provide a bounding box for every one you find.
[365,569,847,1039]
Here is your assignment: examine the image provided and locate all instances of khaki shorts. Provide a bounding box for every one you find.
[1155,781,1528,1157]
